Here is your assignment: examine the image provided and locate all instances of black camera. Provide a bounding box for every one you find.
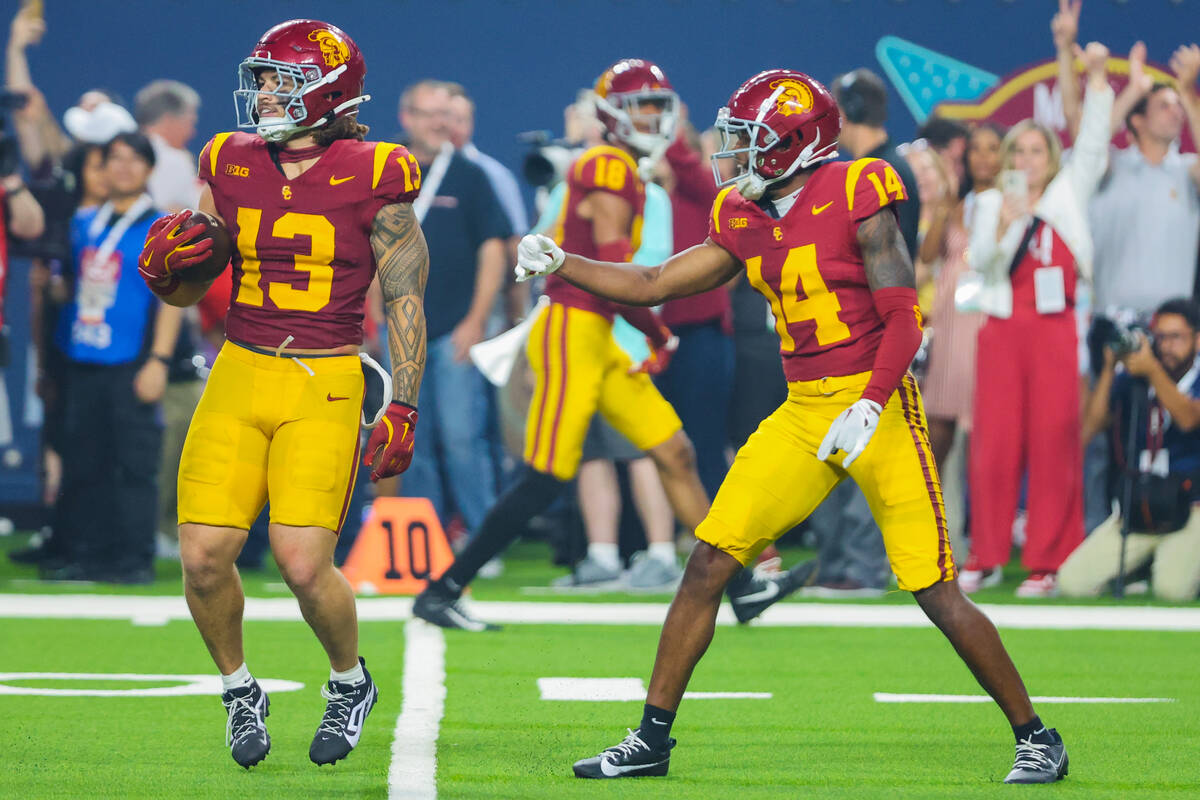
[517,130,581,189]
[1087,315,1150,375]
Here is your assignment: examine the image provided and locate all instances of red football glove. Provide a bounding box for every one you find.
[629,333,679,376]
[138,211,213,297]
[365,402,418,481]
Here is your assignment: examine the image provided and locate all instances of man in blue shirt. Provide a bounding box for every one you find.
[46,132,182,584]
[394,81,512,543]
[1062,297,1200,600]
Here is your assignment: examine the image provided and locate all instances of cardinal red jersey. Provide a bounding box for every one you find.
[544,144,645,319]
[708,157,908,382]
[198,132,421,349]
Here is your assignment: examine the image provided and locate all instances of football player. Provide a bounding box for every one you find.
[136,20,428,769]
[518,70,1068,785]
[413,60,808,630]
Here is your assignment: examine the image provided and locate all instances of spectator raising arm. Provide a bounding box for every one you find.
[1111,42,1155,135]
[1053,0,1082,141]
[1169,44,1200,190]
[5,6,70,170]
[1,174,44,239]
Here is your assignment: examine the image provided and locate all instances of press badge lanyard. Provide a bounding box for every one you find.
[85,193,154,264]
[1139,361,1198,476]
[412,142,453,225]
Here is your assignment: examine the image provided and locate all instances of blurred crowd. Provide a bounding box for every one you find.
[3,3,1200,600]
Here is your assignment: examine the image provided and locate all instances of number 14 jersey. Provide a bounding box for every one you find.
[707,157,909,382]
[198,131,421,349]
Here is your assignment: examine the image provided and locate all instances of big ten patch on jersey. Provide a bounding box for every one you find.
[196,132,421,349]
[707,159,909,381]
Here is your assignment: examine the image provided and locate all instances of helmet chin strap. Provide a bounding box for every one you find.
[636,136,671,181]
[738,128,836,200]
[256,94,371,143]
[736,172,770,201]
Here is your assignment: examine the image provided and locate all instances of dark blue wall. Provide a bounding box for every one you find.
[22,0,1192,181]
[2,0,1191,505]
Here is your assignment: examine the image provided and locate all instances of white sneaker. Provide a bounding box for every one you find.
[958,567,1002,594]
[627,552,682,591]
[477,558,504,579]
[1015,572,1057,598]
[155,531,181,560]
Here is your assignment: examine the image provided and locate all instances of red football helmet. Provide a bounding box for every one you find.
[592,59,678,165]
[712,69,840,199]
[234,19,369,142]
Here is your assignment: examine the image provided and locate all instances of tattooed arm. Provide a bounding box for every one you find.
[858,208,916,292]
[371,203,430,404]
[856,209,922,406]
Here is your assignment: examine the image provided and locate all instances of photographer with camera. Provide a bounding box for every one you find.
[1059,298,1200,601]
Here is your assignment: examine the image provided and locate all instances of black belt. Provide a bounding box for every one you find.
[229,339,352,359]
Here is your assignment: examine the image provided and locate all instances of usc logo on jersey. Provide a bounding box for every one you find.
[308,29,350,68]
[770,78,813,117]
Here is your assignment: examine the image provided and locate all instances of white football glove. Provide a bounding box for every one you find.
[816,398,883,468]
[514,233,565,283]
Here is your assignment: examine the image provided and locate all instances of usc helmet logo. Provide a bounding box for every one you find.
[308,29,350,68]
[770,79,813,117]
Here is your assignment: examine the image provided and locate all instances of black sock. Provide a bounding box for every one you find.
[725,567,754,597]
[438,468,565,593]
[639,704,676,748]
[1013,715,1051,743]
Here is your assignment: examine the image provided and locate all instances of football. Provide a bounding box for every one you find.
[177,209,233,284]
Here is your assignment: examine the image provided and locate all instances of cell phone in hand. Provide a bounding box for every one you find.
[999,169,1028,200]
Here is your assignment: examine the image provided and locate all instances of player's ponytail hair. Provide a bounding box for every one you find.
[312,114,370,146]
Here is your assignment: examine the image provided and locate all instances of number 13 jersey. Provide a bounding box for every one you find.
[708,157,909,382]
[198,131,421,349]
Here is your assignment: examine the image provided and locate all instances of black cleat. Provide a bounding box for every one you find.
[574,728,675,778]
[727,559,818,624]
[413,582,500,632]
[310,657,379,766]
[222,680,270,768]
[1004,728,1069,784]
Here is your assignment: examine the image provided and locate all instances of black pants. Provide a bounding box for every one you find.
[54,361,163,572]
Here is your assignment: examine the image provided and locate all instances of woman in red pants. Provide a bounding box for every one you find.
[962,42,1114,597]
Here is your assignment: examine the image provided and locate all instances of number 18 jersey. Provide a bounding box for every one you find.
[198,132,421,349]
[707,158,909,382]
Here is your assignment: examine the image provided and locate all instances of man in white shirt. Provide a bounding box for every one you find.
[1089,49,1200,315]
[134,80,202,213]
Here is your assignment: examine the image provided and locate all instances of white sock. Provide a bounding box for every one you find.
[331,661,365,686]
[648,542,677,565]
[221,663,253,691]
[588,542,620,571]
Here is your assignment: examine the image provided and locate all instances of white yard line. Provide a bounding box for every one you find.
[388,619,446,800]
[2,593,1200,631]
[874,692,1175,704]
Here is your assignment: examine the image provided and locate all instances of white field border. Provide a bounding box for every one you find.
[2,594,1200,631]
[388,620,445,800]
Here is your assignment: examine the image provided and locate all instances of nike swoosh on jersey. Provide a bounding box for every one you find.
[327,394,350,402]
[811,201,834,215]
[732,581,780,605]
[600,756,668,777]
[329,175,356,186]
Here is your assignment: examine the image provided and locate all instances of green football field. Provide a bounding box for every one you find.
[2,536,1199,799]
